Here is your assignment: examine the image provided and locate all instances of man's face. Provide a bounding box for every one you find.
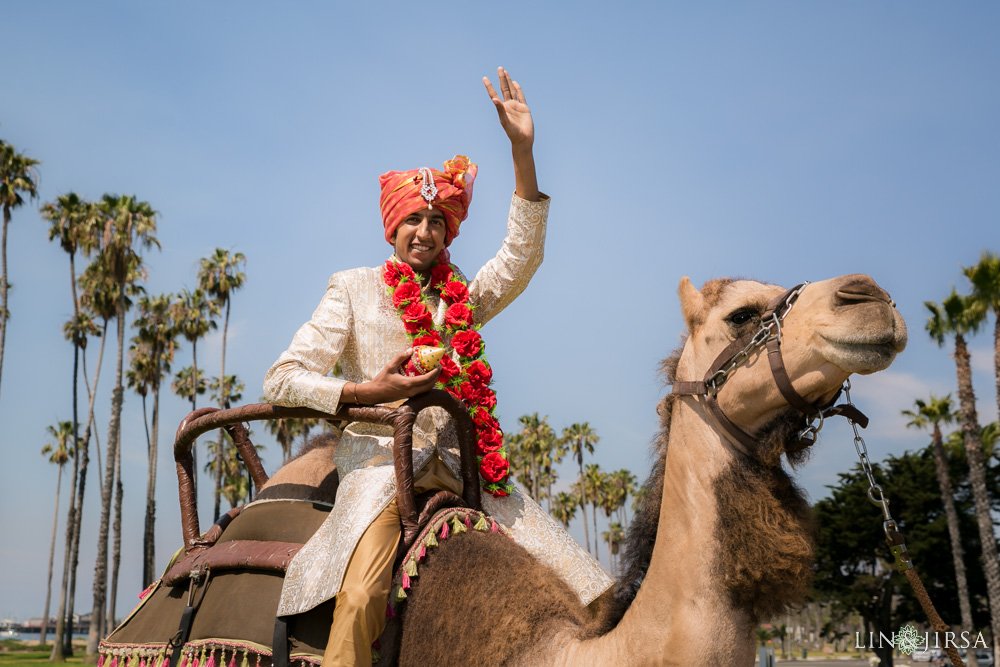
[392,206,447,273]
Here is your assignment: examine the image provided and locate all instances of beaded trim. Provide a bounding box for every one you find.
[386,506,508,611]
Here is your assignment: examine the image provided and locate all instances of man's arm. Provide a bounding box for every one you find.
[469,68,548,325]
[484,67,540,202]
[263,273,353,415]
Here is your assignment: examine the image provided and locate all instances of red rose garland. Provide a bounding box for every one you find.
[383,258,513,496]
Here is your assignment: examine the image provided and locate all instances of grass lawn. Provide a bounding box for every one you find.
[0,656,86,667]
[1,641,90,667]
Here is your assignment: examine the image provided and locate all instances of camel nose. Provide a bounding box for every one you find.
[832,274,892,308]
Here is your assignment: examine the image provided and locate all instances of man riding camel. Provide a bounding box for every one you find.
[263,68,613,666]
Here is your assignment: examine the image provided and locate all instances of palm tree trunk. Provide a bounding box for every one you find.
[50,339,79,663]
[953,333,1000,652]
[994,315,1000,424]
[87,295,126,658]
[591,500,599,561]
[930,424,973,629]
[64,318,107,657]
[143,383,160,587]
[42,464,63,646]
[0,205,10,399]
[577,453,590,554]
[108,439,123,633]
[214,299,230,522]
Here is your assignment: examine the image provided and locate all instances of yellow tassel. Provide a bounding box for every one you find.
[451,516,466,534]
[394,585,408,601]
[371,647,380,664]
[241,652,249,667]
[425,531,438,547]
[404,558,418,577]
[473,514,489,531]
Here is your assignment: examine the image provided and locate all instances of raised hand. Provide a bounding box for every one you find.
[483,67,534,149]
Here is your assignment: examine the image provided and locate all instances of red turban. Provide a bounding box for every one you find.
[379,155,477,247]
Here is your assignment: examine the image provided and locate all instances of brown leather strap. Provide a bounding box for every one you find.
[671,381,708,396]
[162,540,302,586]
[704,394,756,457]
[765,338,817,415]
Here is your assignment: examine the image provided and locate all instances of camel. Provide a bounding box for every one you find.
[383,273,906,666]
[101,273,906,667]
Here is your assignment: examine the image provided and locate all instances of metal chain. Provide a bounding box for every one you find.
[707,282,810,394]
[842,380,911,572]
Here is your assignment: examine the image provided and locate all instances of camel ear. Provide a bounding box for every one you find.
[679,277,705,332]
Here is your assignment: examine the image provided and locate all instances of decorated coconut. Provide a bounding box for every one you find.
[403,345,446,376]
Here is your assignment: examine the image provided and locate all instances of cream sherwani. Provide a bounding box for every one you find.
[263,193,614,617]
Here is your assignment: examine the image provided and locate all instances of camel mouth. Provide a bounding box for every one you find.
[818,336,901,374]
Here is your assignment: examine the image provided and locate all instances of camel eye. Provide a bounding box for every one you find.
[727,309,755,326]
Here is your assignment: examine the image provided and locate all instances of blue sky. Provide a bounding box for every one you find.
[1,2,998,620]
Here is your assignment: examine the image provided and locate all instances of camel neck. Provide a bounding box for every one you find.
[557,399,756,666]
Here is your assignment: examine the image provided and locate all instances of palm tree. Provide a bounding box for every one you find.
[0,139,41,398]
[210,372,245,494]
[583,463,605,561]
[49,310,100,660]
[506,414,555,504]
[561,422,598,554]
[964,251,1000,424]
[926,291,1000,651]
[602,521,625,575]
[902,394,972,630]
[42,193,99,662]
[129,294,179,587]
[198,248,246,521]
[40,421,74,648]
[86,194,158,658]
[550,491,578,529]
[171,288,219,487]
[172,366,207,408]
[264,414,306,464]
[610,469,638,526]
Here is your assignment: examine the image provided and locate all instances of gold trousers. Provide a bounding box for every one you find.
[322,456,462,666]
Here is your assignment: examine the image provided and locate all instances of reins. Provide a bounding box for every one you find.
[671,281,965,666]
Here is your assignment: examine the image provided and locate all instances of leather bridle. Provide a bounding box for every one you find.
[671,282,868,458]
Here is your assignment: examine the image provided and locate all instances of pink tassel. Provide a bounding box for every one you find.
[192,656,199,667]
[228,654,236,667]
[464,515,472,529]
[491,521,499,533]
[402,573,411,590]
[98,655,106,667]
[206,653,216,667]
[140,658,147,667]
[179,654,188,667]
[440,521,449,539]
[161,655,170,667]
[418,545,427,560]
[386,604,395,619]
[110,657,119,667]
[372,639,381,650]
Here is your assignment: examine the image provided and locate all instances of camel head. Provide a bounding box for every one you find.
[673,274,907,462]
